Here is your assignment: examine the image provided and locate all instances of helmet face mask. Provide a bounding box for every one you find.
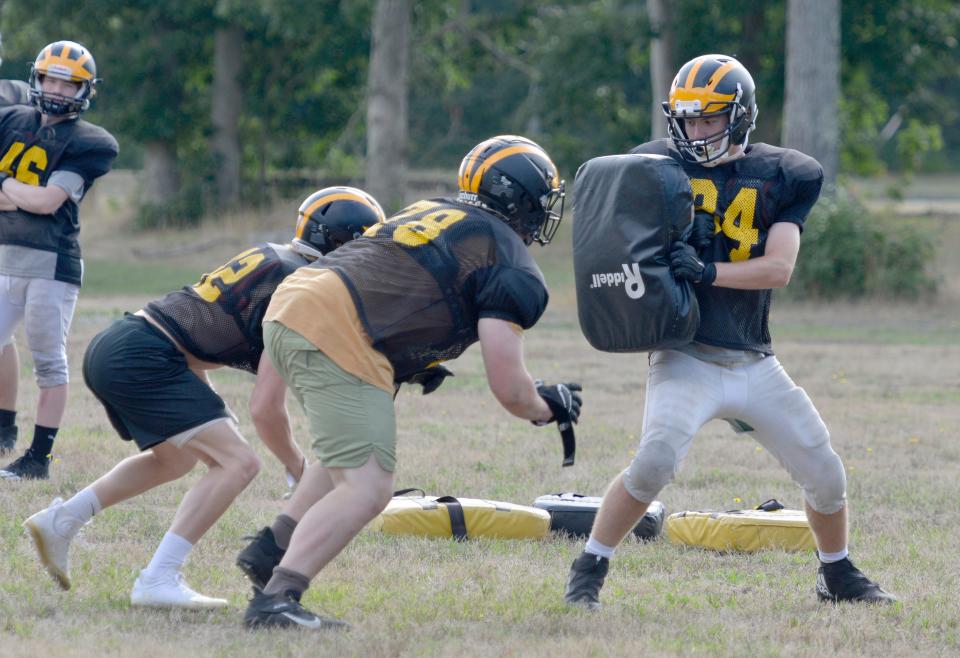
[28,40,99,117]
[457,135,565,246]
[662,54,757,167]
[292,186,385,259]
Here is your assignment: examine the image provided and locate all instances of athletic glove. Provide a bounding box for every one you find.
[533,380,583,467]
[404,364,454,395]
[670,241,717,285]
[689,211,716,251]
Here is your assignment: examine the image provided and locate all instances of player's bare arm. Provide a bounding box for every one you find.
[712,222,801,289]
[250,351,304,481]
[0,177,69,215]
[478,317,553,423]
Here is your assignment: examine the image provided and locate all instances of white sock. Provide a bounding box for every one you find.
[584,536,615,560]
[141,532,193,582]
[818,547,849,563]
[58,488,102,537]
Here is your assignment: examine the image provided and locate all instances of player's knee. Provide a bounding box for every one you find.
[623,439,678,502]
[233,446,262,484]
[33,351,69,387]
[802,448,847,514]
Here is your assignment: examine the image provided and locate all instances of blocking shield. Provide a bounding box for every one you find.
[572,154,698,352]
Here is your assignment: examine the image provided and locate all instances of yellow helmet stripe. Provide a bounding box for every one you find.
[459,137,500,191]
[302,192,382,220]
[466,144,552,193]
[706,61,738,93]
[39,48,95,81]
[682,57,706,90]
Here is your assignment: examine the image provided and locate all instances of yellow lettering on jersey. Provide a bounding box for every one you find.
[0,142,26,175]
[394,208,467,247]
[17,146,47,186]
[689,178,759,261]
[364,201,440,238]
[722,187,759,262]
[193,248,265,302]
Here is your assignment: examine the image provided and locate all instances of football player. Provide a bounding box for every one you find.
[0,41,118,479]
[564,54,896,608]
[0,32,31,458]
[22,187,385,609]
[238,135,583,630]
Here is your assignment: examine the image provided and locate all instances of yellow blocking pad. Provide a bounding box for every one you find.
[368,496,551,540]
[666,508,816,552]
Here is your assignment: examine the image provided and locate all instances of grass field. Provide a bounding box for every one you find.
[1,200,958,657]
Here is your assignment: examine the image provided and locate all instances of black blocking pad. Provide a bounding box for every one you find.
[572,154,698,352]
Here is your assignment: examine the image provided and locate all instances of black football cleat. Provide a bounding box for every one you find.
[564,552,609,610]
[243,588,349,630]
[237,527,286,589]
[0,450,50,480]
[816,557,898,604]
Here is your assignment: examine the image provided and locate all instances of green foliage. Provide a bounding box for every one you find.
[788,192,938,299]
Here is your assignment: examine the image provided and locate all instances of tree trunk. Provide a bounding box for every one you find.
[141,140,180,204]
[212,25,243,208]
[783,0,840,188]
[647,0,674,140]
[366,0,411,213]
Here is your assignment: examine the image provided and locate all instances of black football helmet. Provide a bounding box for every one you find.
[28,41,99,116]
[292,186,385,258]
[662,54,757,167]
[456,135,565,246]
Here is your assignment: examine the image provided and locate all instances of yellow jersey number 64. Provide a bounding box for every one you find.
[690,178,759,262]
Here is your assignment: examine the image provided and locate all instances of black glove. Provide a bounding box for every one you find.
[689,211,716,251]
[670,241,717,285]
[535,381,583,425]
[534,380,583,467]
[404,364,454,395]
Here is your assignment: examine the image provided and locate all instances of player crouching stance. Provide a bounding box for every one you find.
[564,54,895,609]
[23,187,384,608]
[238,135,582,630]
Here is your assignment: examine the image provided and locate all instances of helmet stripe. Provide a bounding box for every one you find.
[302,192,382,220]
[466,144,553,194]
[682,57,706,90]
[705,61,738,93]
[459,137,499,191]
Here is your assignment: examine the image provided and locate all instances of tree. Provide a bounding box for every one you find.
[782,0,840,187]
[211,24,243,208]
[366,0,411,212]
[647,0,673,140]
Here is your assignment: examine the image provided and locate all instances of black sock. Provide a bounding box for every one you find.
[28,425,58,460]
[270,514,298,550]
[263,566,310,600]
[0,409,15,428]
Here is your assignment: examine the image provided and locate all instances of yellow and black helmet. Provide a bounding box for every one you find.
[292,186,385,259]
[457,135,565,246]
[28,40,99,116]
[662,54,757,166]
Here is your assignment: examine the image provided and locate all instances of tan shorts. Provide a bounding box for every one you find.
[264,321,396,472]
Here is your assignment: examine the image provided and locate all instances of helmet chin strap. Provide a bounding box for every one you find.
[700,143,747,168]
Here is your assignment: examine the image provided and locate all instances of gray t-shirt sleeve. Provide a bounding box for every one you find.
[48,170,86,204]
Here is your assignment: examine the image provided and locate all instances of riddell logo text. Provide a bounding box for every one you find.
[589,263,645,299]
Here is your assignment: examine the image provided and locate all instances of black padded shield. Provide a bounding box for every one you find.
[572,154,698,352]
[533,493,665,540]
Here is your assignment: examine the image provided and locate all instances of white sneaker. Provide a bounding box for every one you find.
[130,571,229,609]
[23,498,74,591]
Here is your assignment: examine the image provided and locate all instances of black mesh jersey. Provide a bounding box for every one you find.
[311,198,549,382]
[146,243,309,373]
[0,105,118,285]
[631,139,823,353]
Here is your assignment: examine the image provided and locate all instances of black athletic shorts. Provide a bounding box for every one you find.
[82,313,229,451]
